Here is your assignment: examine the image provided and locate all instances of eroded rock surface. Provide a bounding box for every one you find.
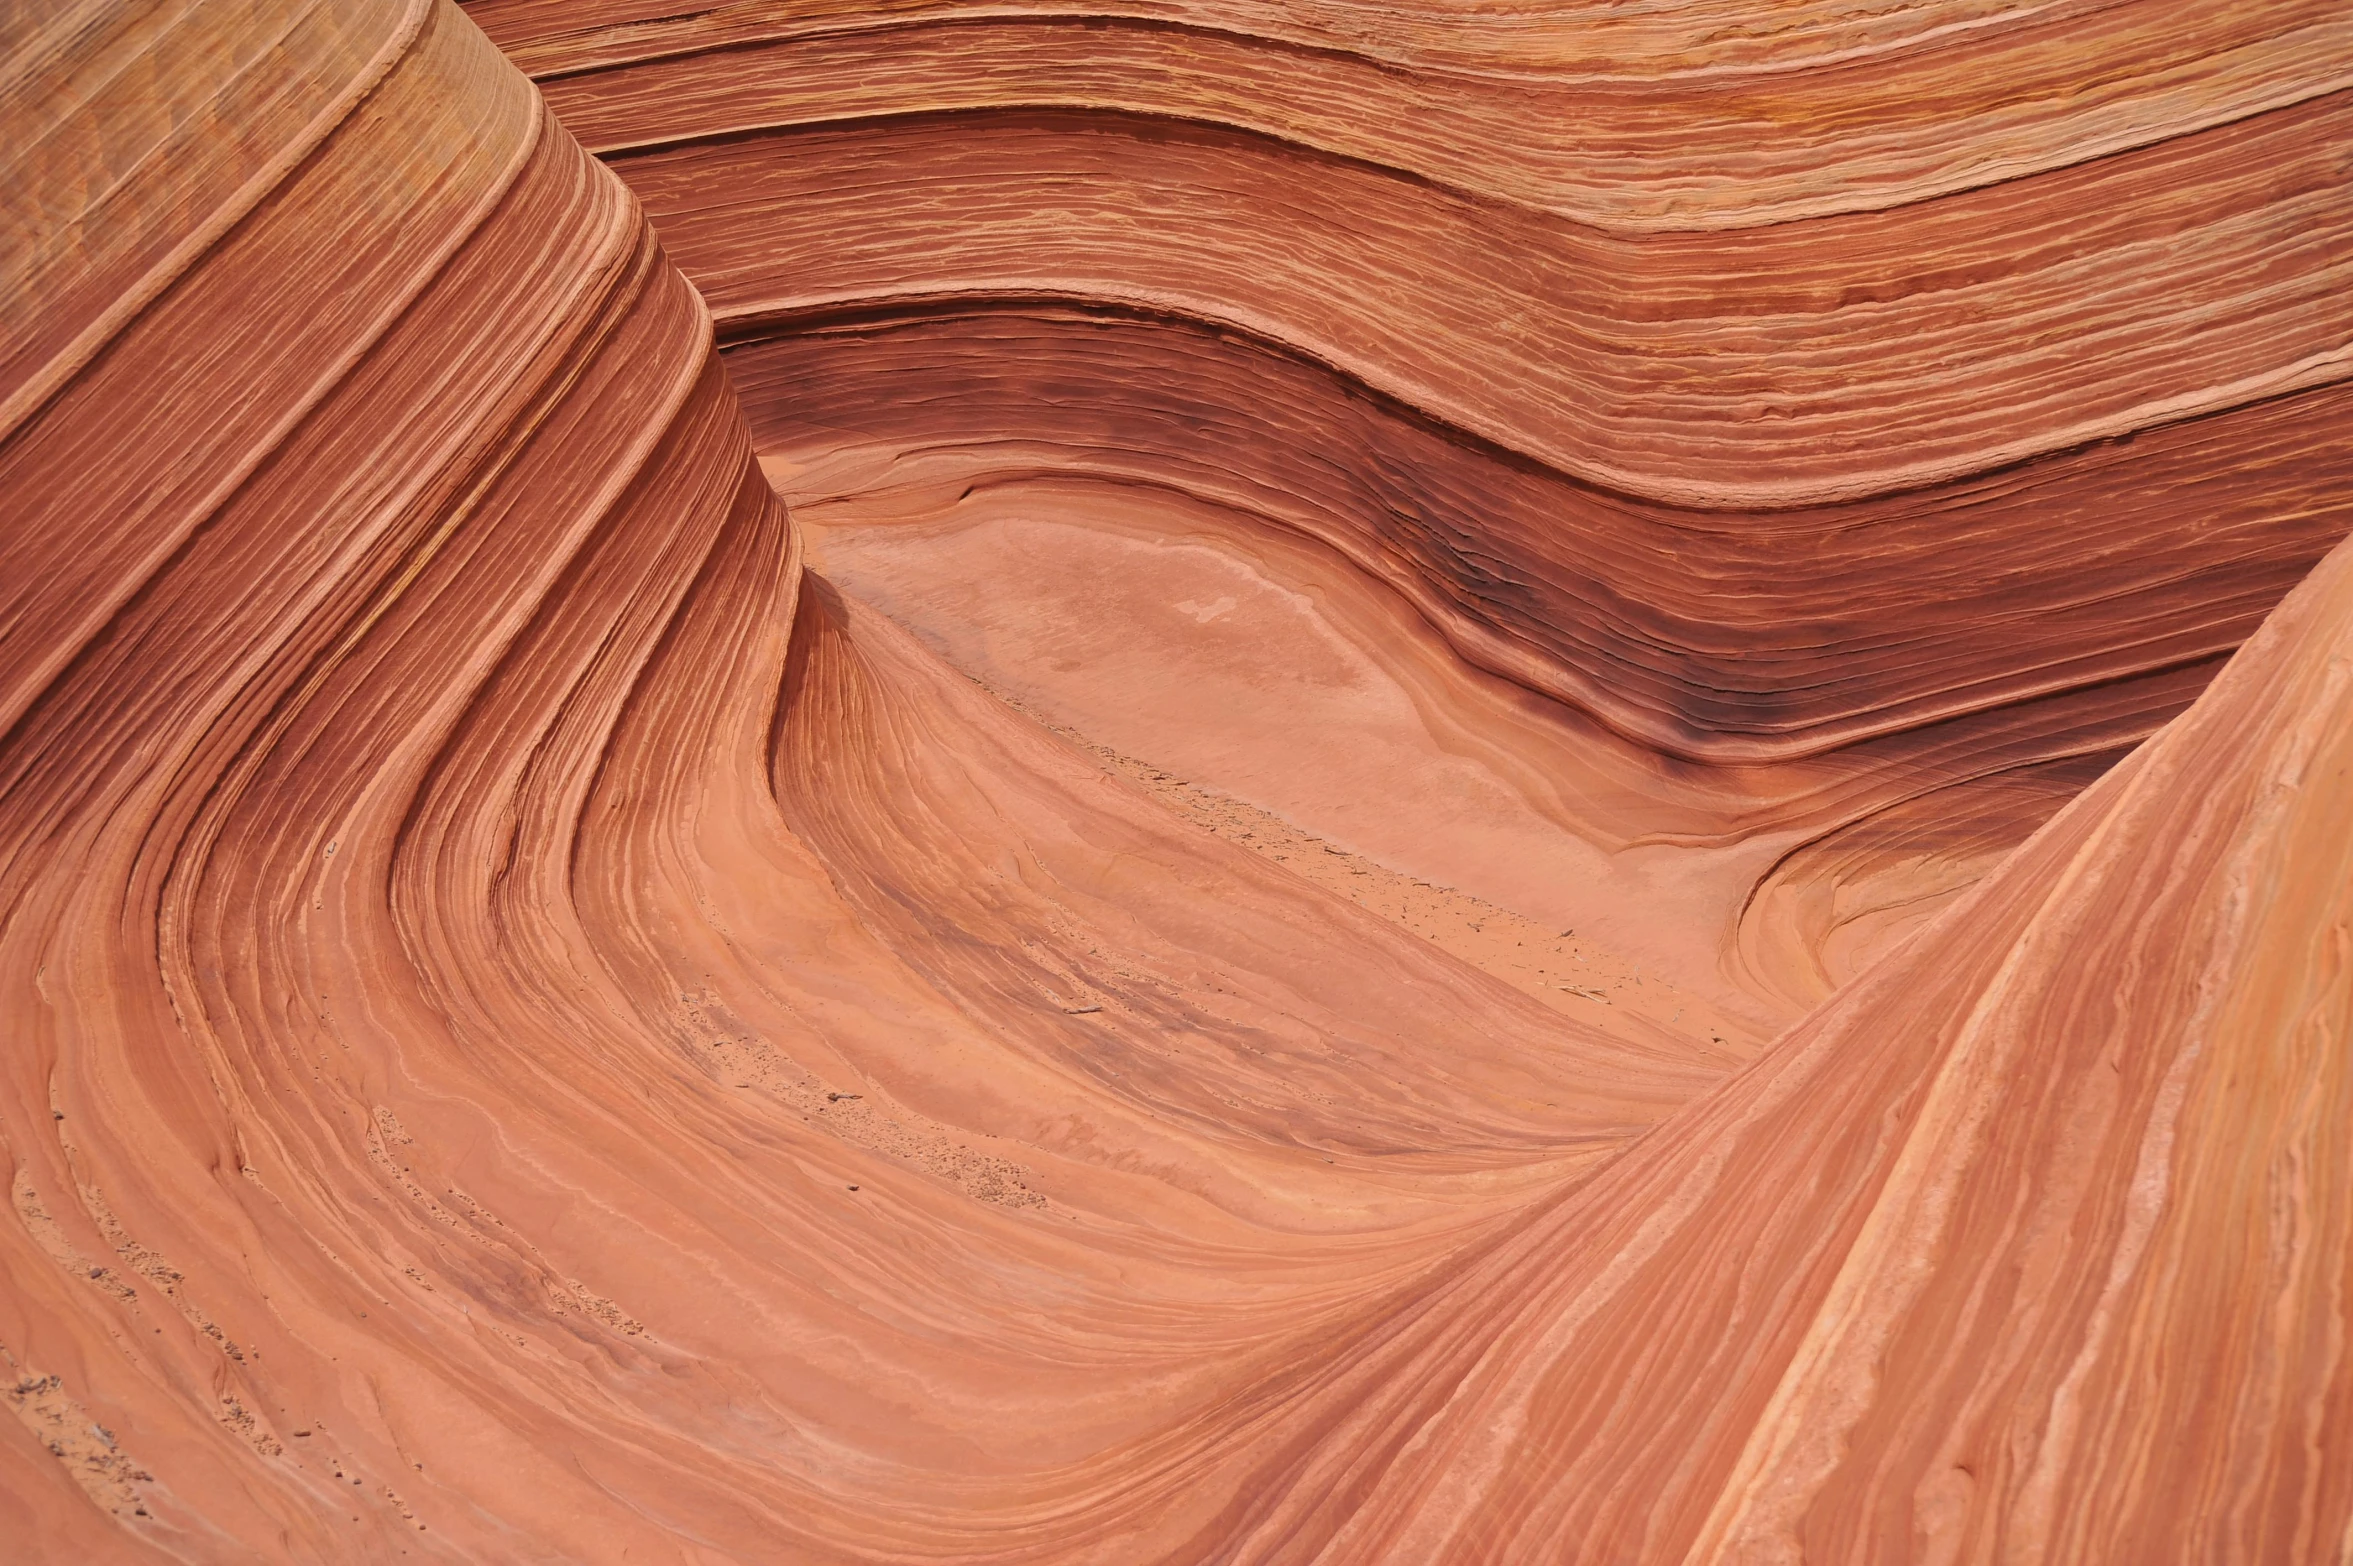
[3,1,2348,1559]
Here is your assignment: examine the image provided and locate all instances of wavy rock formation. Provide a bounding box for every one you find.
[3,0,2349,1561]
[473,0,2353,1013]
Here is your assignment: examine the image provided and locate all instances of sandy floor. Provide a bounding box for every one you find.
[972,678,1754,1060]
[788,473,1801,1047]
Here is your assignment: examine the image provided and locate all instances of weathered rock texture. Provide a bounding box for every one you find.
[2,0,2349,1560]
[474,0,2353,1010]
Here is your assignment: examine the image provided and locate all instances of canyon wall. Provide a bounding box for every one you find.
[4,1,2349,1560]
[478,0,2353,760]
[471,0,2353,1007]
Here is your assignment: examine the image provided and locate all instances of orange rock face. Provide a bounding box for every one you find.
[3,1,2348,1560]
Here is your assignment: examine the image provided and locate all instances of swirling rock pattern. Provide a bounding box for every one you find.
[3,1,2349,1561]
[479,0,2353,754]
[475,0,2353,1012]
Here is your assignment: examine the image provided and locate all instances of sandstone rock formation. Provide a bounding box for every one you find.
[2,0,2348,1560]
[475,0,2353,1016]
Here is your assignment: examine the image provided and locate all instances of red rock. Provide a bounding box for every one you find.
[2,0,2347,1559]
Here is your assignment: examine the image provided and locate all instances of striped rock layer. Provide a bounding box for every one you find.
[477,0,2353,1011]
[1,1,2347,1562]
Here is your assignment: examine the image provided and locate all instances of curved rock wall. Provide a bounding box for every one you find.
[476,0,2353,766]
[6,1,2351,1561]
[1204,518,2353,1563]
[468,0,2353,1011]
